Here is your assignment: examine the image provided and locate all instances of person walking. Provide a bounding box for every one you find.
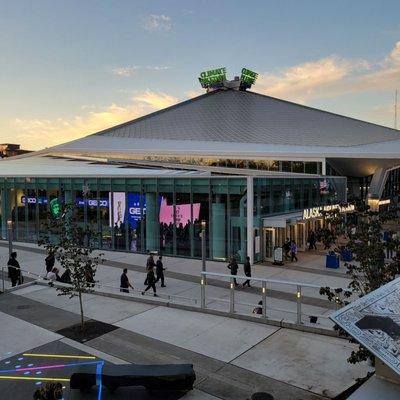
[45,251,55,274]
[145,253,155,285]
[7,251,21,287]
[155,256,166,287]
[146,253,155,270]
[142,265,157,296]
[227,257,239,286]
[308,231,317,250]
[243,256,252,287]
[290,240,298,262]
[120,268,133,293]
[283,237,291,260]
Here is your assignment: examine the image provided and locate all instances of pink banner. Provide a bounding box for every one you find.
[159,197,200,226]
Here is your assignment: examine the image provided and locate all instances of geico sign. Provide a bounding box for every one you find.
[87,199,108,207]
[302,204,355,220]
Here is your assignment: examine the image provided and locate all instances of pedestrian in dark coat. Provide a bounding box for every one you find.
[243,256,252,287]
[227,257,239,286]
[7,251,21,287]
[45,251,55,273]
[308,231,317,250]
[290,240,298,262]
[120,268,133,293]
[142,265,157,296]
[155,256,166,287]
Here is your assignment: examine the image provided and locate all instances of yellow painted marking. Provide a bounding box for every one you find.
[22,353,96,360]
[0,375,70,382]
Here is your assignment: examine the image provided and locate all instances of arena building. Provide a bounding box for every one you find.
[1,70,399,263]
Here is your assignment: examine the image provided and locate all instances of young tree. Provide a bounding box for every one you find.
[39,203,103,331]
[319,204,400,364]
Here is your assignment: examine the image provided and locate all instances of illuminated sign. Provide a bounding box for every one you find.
[198,67,226,88]
[240,67,258,88]
[21,196,47,205]
[302,204,355,220]
[49,198,61,217]
[378,199,390,205]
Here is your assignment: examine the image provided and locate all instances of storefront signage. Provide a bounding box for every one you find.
[198,67,226,88]
[378,199,390,205]
[240,67,258,87]
[302,204,355,220]
[21,196,47,205]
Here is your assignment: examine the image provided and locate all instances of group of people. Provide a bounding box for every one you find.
[119,253,167,297]
[45,251,71,284]
[282,238,298,262]
[227,256,252,287]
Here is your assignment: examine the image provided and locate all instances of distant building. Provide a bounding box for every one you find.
[0,144,31,158]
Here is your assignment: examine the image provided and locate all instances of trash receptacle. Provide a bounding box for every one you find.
[326,254,340,269]
[340,249,352,262]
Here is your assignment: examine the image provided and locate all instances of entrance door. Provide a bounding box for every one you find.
[297,223,306,251]
[263,228,275,261]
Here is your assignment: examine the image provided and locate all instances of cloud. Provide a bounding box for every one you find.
[133,90,178,109]
[111,65,171,77]
[13,91,179,150]
[112,67,139,77]
[185,89,204,98]
[256,41,400,103]
[144,14,172,32]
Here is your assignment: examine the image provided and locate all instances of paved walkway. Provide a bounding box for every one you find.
[0,241,351,328]
[0,284,371,399]
[0,241,353,327]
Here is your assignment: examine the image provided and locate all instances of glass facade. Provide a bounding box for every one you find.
[382,167,400,200]
[117,154,322,174]
[0,175,346,262]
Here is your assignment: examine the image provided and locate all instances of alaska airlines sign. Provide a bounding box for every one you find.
[302,204,355,220]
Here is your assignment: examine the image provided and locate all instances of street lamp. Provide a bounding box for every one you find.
[7,220,12,257]
[200,220,206,273]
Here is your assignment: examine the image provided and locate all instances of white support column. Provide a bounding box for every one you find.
[247,176,254,265]
[321,159,326,175]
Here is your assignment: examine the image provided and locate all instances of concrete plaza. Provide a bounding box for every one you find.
[0,241,351,329]
[0,240,370,399]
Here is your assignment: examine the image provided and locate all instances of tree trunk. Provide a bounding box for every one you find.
[78,291,85,332]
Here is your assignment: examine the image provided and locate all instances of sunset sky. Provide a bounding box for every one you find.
[1,0,400,150]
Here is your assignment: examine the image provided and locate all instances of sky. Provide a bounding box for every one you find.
[1,0,400,150]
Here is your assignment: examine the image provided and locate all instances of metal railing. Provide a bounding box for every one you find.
[200,271,344,325]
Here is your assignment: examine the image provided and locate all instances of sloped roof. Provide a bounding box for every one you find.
[92,89,400,147]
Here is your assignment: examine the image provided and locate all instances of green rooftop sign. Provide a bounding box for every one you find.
[198,67,226,88]
[240,68,258,88]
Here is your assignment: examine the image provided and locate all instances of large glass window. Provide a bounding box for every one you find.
[193,180,210,259]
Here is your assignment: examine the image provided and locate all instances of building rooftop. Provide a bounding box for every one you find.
[91,89,400,147]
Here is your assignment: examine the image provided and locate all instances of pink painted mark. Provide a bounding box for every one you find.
[16,364,66,372]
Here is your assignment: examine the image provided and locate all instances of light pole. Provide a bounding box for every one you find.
[200,220,207,309]
[7,220,12,257]
[201,220,206,272]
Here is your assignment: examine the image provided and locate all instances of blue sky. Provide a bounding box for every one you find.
[1,0,400,149]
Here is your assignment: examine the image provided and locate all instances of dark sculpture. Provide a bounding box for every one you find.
[70,363,196,393]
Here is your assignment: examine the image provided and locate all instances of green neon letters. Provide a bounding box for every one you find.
[198,67,226,88]
[240,68,258,86]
